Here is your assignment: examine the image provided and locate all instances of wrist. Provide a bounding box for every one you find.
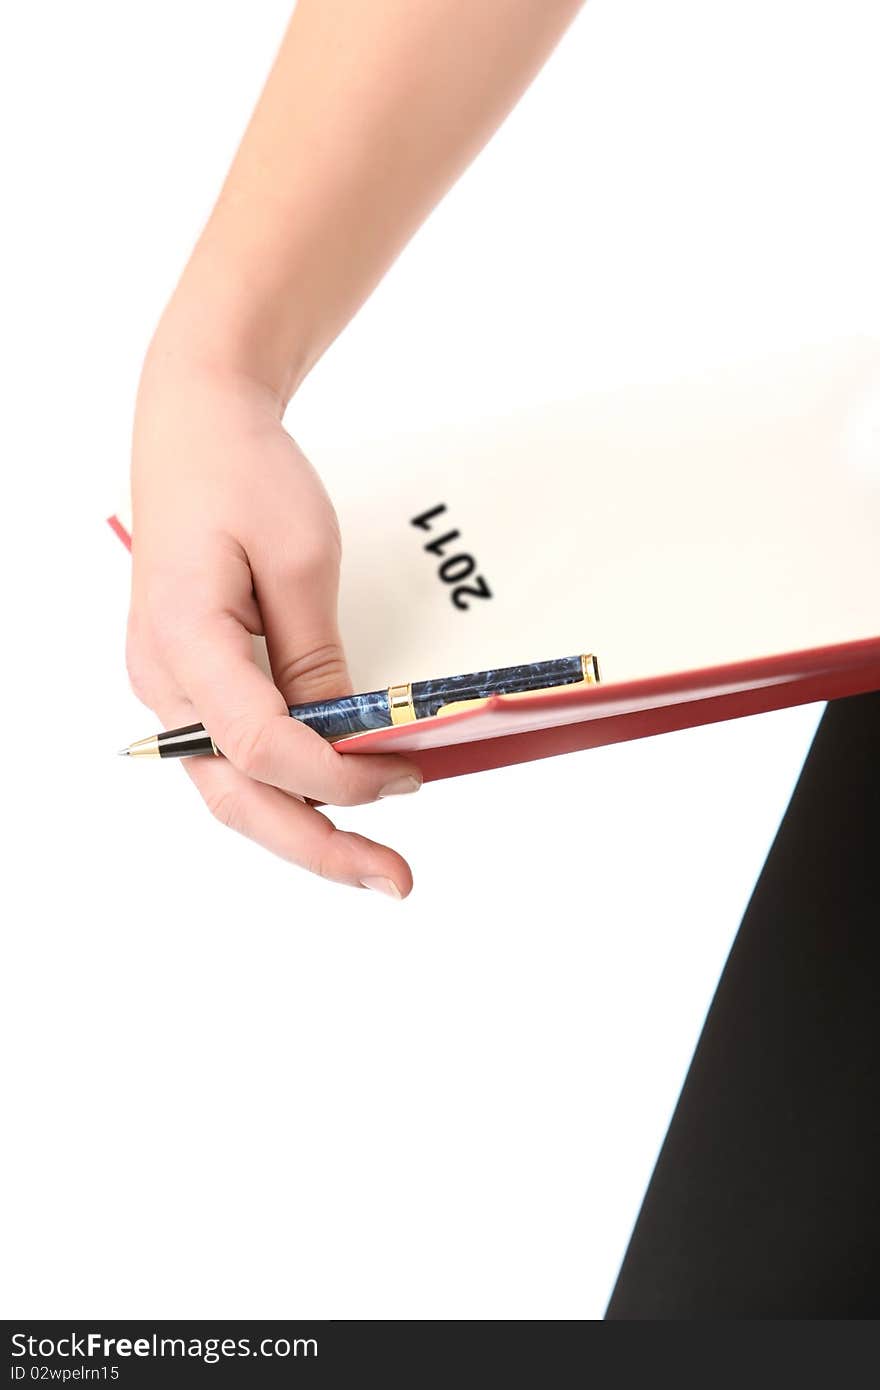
[146,236,316,413]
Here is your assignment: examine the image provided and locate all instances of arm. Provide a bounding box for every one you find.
[129,0,584,896]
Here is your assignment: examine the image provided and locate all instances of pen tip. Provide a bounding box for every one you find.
[118,747,130,756]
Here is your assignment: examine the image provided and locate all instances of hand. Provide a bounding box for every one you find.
[125,350,421,898]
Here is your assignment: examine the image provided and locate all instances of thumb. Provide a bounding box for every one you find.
[254,553,354,708]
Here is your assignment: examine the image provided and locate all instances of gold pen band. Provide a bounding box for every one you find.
[388,681,417,725]
[581,653,601,684]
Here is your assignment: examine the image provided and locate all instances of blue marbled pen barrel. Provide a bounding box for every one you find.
[289,654,587,741]
[122,654,597,759]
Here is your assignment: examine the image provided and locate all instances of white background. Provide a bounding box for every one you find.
[2,0,877,1318]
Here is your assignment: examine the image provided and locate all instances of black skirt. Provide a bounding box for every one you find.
[606,690,880,1319]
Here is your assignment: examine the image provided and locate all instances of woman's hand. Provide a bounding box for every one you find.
[123,0,585,894]
[126,347,422,898]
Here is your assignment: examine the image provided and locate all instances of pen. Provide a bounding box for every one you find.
[119,653,601,759]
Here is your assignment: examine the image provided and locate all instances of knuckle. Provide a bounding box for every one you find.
[304,827,345,881]
[275,642,349,704]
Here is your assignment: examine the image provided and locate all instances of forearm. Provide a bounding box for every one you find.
[148,0,584,409]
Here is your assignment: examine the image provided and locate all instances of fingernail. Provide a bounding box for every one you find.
[360,876,403,900]
[378,774,422,798]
